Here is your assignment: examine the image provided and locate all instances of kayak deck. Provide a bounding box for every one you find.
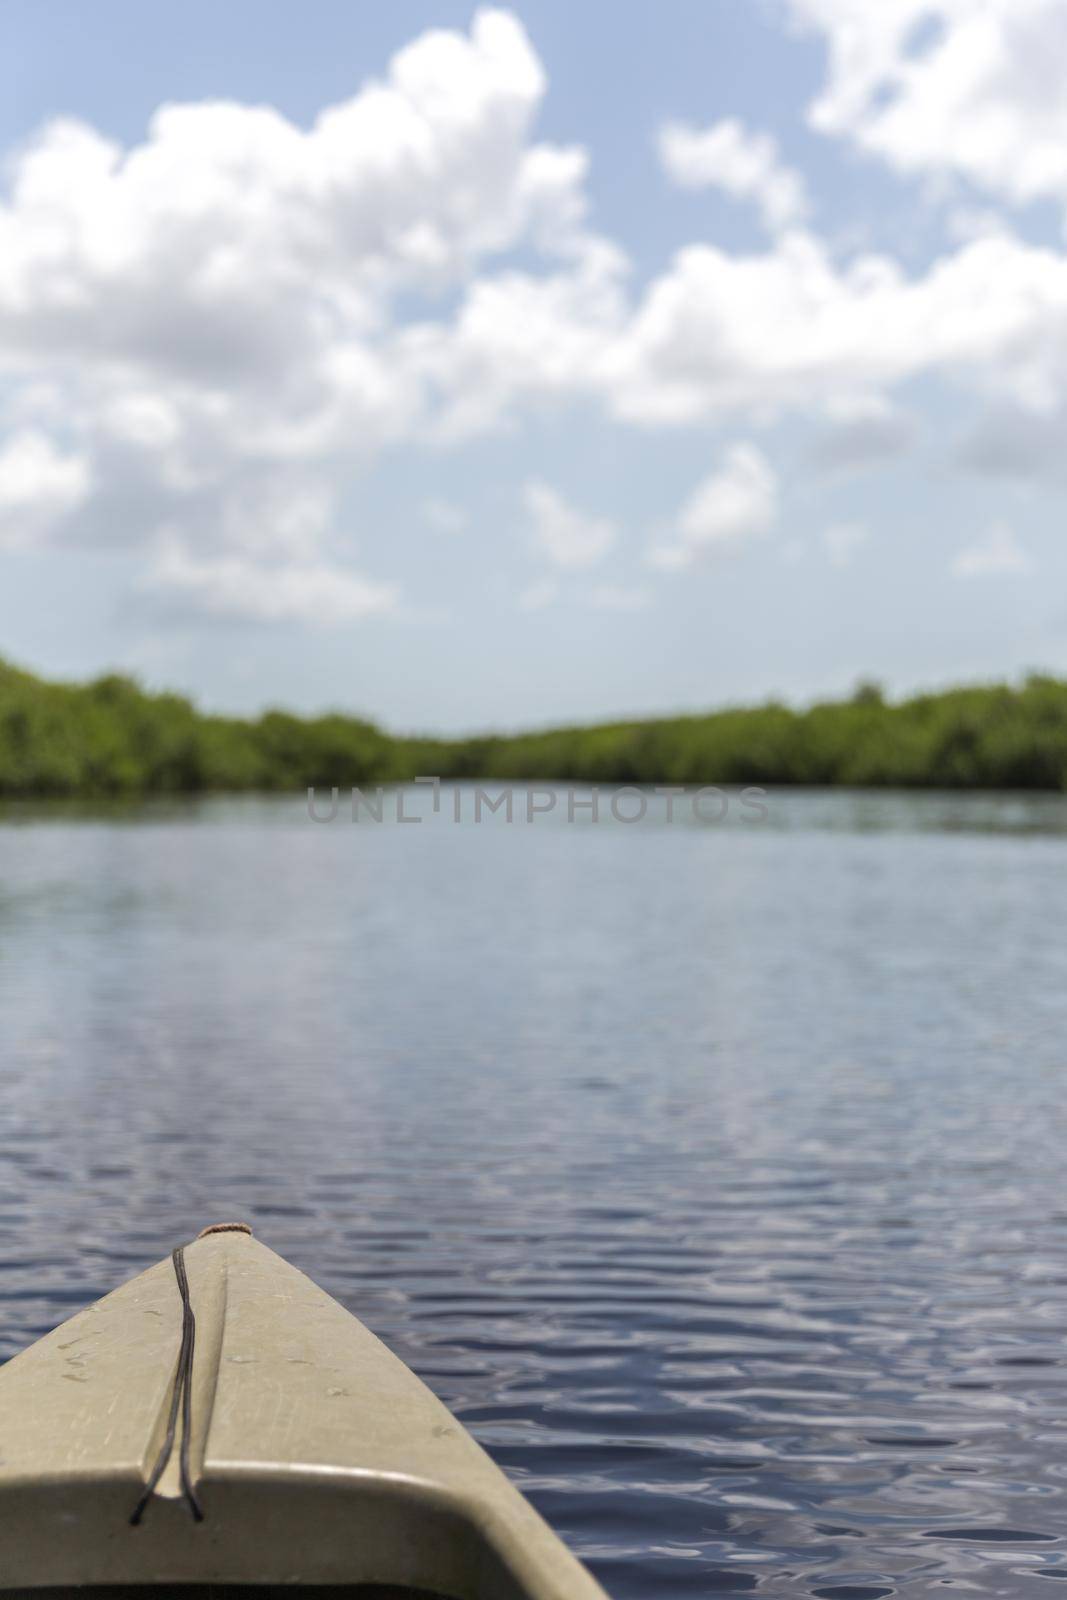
[0,1227,607,1599]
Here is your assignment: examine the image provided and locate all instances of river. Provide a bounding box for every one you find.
[2,787,1066,1597]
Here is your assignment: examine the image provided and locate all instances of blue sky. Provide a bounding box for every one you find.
[0,0,1062,731]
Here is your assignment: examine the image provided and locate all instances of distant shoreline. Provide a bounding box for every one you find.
[2,658,1065,796]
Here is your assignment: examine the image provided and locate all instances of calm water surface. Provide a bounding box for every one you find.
[2,787,1067,1598]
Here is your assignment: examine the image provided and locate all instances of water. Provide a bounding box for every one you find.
[2,786,1067,1598]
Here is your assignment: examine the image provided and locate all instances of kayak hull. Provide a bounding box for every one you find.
[0,1229,607,1599]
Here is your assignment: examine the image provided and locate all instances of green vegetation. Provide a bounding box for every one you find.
[3,655,1067,796]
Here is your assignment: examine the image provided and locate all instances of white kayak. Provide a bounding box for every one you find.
[0,1223,608,1598]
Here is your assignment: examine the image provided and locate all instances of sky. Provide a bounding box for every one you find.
[0,0,1064,732]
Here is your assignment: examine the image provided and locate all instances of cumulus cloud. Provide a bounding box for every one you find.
[142,543,399,623]
[651,444,776,569]
[523,479,615,569]
[6,0,1067,628]
[403,236,627,440]
[658,118,810,231]
[951,522,1033,577]
[409,215,1067,456]
[0,429,91,545]
[0,8,595,614]
[604,229,1067,426]
[785,0,1067,217]
[0,10,582,346]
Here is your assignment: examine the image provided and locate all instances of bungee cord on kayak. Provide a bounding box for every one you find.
[129,1244,204,1526]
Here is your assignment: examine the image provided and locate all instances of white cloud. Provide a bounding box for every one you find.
[821,521,869,566]
[0,8,595,614]
[143,542,398,623]
[0,429,91,545]
[403,236,627,441]
[6,1,1067,628]
[786,0,1067,217]
[406,216,1067,464]
[604,229,1067,426]
[657,118,809,231]
[951,522,1033,577]
[0,10,580,333]
[651,444,776,569]
[523,479,615,569]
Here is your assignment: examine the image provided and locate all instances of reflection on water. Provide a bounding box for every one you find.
[2,788,1067,1597]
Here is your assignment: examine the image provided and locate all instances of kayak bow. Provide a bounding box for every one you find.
[0,1224,608,1598]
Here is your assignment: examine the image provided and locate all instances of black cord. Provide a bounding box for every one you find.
[129,1245,204,1525]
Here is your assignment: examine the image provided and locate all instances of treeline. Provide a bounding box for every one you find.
[2,656,1067,796]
